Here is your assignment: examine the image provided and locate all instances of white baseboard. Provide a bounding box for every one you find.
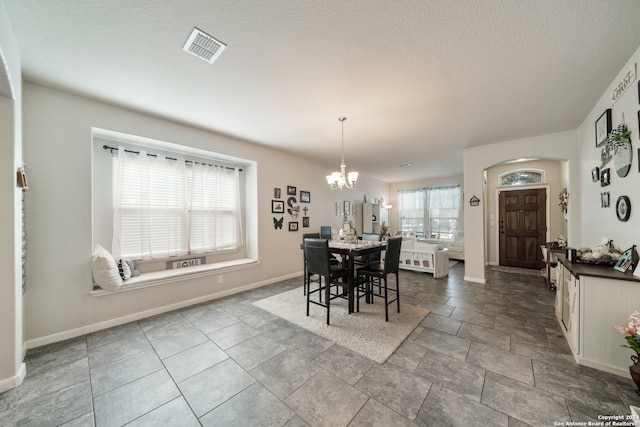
[576,356,630,379]
[464,275,486,284]
[26,272,301,350]
[0,362,26,393]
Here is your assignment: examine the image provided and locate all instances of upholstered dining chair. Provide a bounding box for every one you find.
[354,232,382,266]
[356,236,402,321]
[304,238,350,325]
[302,233,320,295]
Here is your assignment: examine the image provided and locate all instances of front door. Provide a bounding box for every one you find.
[499,188,546,269]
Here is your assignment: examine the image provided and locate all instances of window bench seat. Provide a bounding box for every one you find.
[399,239,449,278]
[91,258,260,296]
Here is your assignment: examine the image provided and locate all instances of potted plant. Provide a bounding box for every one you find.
[603,123,631,154]
[379,221,389,239]
[615,311,640,395]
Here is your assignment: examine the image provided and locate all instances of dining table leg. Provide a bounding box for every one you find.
[348,255,355,314]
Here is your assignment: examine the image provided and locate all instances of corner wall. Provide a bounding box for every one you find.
[577,46,640,250]
[22,82,389,346]
[0,2,26,393]
[462,130,580,283]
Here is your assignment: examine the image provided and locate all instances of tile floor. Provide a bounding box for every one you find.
[1,264,639,426]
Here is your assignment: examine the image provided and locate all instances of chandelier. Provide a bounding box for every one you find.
[326,116,359,190]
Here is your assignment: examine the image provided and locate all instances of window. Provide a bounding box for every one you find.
[499,169,544,186]
[427,186,460,239]
[398,186,461,239]
[111,146,243,260]
[398,189,425,234]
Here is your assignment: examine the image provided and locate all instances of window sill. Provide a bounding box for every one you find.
[90,258,260,297]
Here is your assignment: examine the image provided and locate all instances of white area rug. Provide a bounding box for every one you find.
[253,288,430,364]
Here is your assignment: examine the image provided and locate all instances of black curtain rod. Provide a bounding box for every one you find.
[102,145,242,171]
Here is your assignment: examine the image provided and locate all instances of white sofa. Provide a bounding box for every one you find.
[399,238,450,278]
[440,232,465,261]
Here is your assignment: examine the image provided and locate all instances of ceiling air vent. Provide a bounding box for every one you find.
[182,28,226,64]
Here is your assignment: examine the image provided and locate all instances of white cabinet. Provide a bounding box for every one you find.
[555,255,640,378]
[359,203,381,234]
[580,275,640,377]
[554,261,563,324]
[556,262,579,355]
[566,270,580,353]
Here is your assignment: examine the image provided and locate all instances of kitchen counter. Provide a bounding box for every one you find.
[555,253,640,283]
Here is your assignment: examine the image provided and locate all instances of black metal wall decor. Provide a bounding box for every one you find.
[272,184,310,231]
[469,195,480,206]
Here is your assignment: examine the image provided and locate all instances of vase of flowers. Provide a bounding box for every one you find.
[615,311,640,395]
[379,221,389,240]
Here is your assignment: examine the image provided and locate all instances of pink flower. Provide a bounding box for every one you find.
[616,325,636,335]
[615,311,640,355]
[622,326,637,335]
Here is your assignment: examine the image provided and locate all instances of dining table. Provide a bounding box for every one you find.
[302,239,387,314]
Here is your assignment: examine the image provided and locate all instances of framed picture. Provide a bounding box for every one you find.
[344,201,351,216]
[600,168,610,187]
[288,221,298,232]
[616,195,631,222]
[614,245,635,272]
[335,202,342,216]
[300,191,310,203]
[272,200,284,213]
[274,187,281,199]
[302,216,309,228]
[352,202,357,217]
[287,185,297,195]
[595,109,612,147]
[601,192,610,208]
[591,167,600,182]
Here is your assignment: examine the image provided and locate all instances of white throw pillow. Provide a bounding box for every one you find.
[452,234,464,247]
[91,244,123,292]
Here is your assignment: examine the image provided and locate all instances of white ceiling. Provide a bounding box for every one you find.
[4,0,640,182]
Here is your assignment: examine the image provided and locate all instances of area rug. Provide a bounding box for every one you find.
[253,288,430,364]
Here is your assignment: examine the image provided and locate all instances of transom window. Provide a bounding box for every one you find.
[499,169,544,186]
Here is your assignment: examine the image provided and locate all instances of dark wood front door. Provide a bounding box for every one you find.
[499,188,546,269]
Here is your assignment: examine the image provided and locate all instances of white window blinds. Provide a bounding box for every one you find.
[111,147,242,260]
[398,189,425,234]
[427,185,460,239]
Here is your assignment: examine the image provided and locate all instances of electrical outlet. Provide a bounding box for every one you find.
[218,275,224,284]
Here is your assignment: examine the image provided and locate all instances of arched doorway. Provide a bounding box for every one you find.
[485,159,568,269]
